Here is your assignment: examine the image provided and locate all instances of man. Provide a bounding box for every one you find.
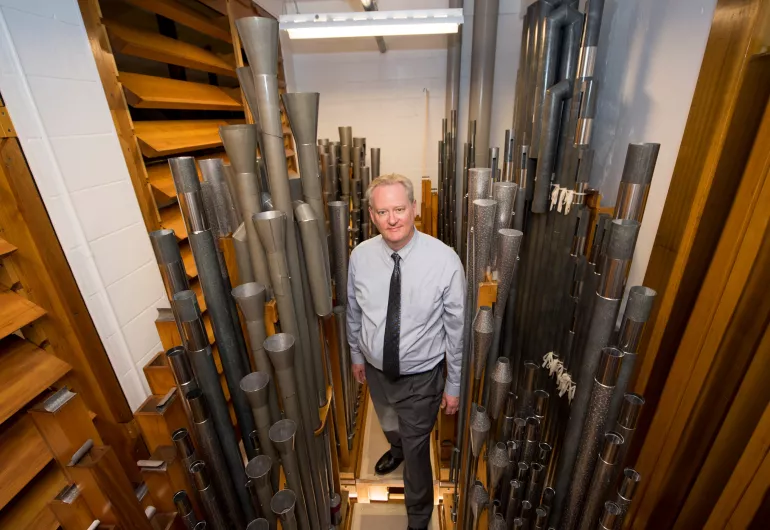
[347,173,465,530]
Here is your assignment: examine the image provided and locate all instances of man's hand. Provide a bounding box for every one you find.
[441,393,459,415]
[352,363,366,384]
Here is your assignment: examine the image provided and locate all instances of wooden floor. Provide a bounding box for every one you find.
[350,502,441,530]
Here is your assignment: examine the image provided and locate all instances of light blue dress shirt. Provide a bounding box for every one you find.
[346,230,466,396]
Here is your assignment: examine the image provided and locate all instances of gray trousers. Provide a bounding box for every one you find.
[366,360,444,528]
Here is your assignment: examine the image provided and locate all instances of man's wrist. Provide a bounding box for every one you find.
[350,350,365,365]
[445,381,460,397]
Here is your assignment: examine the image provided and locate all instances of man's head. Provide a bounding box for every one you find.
[366,173,417,250]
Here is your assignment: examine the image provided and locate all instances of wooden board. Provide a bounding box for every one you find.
[190,279,207,313]
[120,0,232,42]
[134,119,243,158]
[0,336,71,424]
[0,463,66,530]
[105,21,236,77]
[179,242,198,279]
[0,236,16,257]
[120,72,242,111]
[0,290,45,340]
[159,205,186,241]
[0,415,53,510]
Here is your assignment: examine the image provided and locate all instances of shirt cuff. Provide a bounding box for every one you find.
[445,380,460,397]
[350,350,365,365]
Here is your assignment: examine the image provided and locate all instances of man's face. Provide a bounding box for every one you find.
[369,183,416,248]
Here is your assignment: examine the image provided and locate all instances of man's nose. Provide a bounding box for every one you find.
[388,212,397,225]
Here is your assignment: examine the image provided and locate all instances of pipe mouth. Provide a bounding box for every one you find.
[220,123,256,132]
[269,418,297,445]
[255,209,285,221]
[600,501,621,527]
[245,454,273,480]
[232,282,266,318]
[619,467,642,499]
[534,390,549,417]
[332,305,346,316]
[264,333,295,360]
[166,346,194,384]
[625,286,657,322]
[240,372,271,408]
[271,489,296,516]
[294,202,317,223]
[596,347,624,386]
[173,490,192,514]
[186,389,208,423]
[601,432,625,464]
[168,156,200,194]
[618,393,645,429]
[541,487,555,506]
[525,417,540,441]
[473,198,497,208]
[517,462,528,480]
[172,428,194,457]
[149,229,180,264]
[189,460,209,489]
[172,290,200,322]
[513,417,527,440]
[529,462,544,480]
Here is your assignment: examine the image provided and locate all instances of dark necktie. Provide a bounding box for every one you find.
[382,252,401,379]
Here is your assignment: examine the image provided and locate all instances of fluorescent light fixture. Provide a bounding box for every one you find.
[279,8,463,40]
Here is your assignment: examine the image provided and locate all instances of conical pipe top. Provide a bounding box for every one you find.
[264,333,295,371]
[220,124,257,175]
[469,405,491,457]
[472,306,495,377]
[494,228,523,316]
[492,181,517,231]
[236,66,262,132]
[236,17,278,77]
[232,282,267,322]
[254,210,286,254]
[245,454,273,488]
[488,357,513,419]
[488,442,509,489]
[268,418,297,455]
[240,372,272,410]
[469,481,489,522]
[271,489,297,522]
[282,93,319,146]
[490,513,506,530]
[149,229,181,265]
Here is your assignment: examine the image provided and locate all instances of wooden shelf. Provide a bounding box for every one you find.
[120,72,242,111]
[0,237,16,257]
[120,0,232,43]
[0,291,46,341]
[134,119,243,158]
[190,279,207,313]
[286,148,295,158]
[105,21,236,77]
[179,242,198,280]
[0,415,53,510]
[159,206,187,242]
[0,336,71,424]
[0,463,66,530]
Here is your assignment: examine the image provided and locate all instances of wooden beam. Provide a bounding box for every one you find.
[0,415,53,510]
[0,291,46,341]
[0,236,16,257]
[105,21,237,77]
[121,0,232,42]
[134,119,243,158]
[120,72,242,111]
[0,464,66,530]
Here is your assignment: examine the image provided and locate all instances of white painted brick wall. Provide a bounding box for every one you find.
[0,0,163,410]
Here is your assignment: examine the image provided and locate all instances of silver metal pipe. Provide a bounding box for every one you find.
[295,203,333,317]
[333,306,353,440]
[612,468,640,529]
[190,460,228,530]
[270,420,308,530]
[166,345,199,406]
[233,283,282,424]
[174,490,199,530]
[233,224,255,285]
[265,335,319,530]
[173,291,254,521]
[505,479,524,527]
[241,372,281,492]
[526,462,545,507]
[519,500,533,529]
[468,0,499,166]
[613,143,660,222]
[465,407,492,530]
[613,394,644,474]
[534,507,549,530]
[491,183,518,263]
[532,80,571,214]
[522,417,540,466]
[328,202,349,304]
[149,228,189,313]
[271,489,298,530]
[597,502,620,530]
[220,124,257,175]
[172,428,201,512]
[187,389,245,529]
[470,481,489,530]
[560,348,624,530]
[488,442,509,503]
[577,432,623,530]
[232,170,272,289]
[236,66,263,143]
[488,357,514,423]
[371,148,381,179]
[245,455,277,529]
[169,157,258,460]
[473,198,497,298]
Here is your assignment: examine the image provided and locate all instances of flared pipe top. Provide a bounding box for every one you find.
[240,372,272,409]
[271,489,297,518]
[219,124,258,175]
[617,393,645,430]
[149,229,182,264]
[282,92,320,146]
[172,428,195,458]
[620,143,660,185]
[472,306,495,376]
[232,282,267,322]
[488,442,509,485]
[236,66,262,130]
[268,418,297,453]
[245,454,273,485]
[254,210,287,254]
[470,481,489,519]
[264,333,295,370]
[236,17,279,77]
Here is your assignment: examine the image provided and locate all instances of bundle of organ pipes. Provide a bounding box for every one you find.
[146,16,358,530]
[451,1,661,529]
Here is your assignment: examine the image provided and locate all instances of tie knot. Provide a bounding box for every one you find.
[391,252,400,263]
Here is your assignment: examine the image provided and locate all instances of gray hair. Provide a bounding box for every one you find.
[365,173,415,205]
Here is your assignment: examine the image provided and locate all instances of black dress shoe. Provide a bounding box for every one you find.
[374,450,403,475]
[407,527,427,530]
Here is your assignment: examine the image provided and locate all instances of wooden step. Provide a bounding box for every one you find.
[105,21,236,77]
[0,463,65,530]
[286,148,295,159]
[0,336,71,424]
[0,291,46,341]
[204,313,214,345]
[179,242,198,280]
[120,0,232,42]
[159,206,187,242]
[190,279,207,313]
[120,72,242,111]
[0,415,53,510]
[0,237,16,258]
[134,119,243,158]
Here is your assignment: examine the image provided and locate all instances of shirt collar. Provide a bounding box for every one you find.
[381,228,420,262]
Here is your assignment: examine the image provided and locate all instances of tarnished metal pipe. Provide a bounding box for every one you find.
[488,442,509,503]
[613,394,644,475]
[241,372,281,491]
[246,455,277,529]
[174,490,199,530]
[468,0,499,166]
[172,428,201,512]
[333,306,354,441]
[295,203,333,317]
[470,481,489,530]
[328,202,349,304]
[149,229,189,322]
[270,419,308,530]
[597,502,620,530]
[271,489,299,530]
[577,432,624,530]
[233,224,255,284]
[613,143,660,222]
[190,460,228,530]
[611,468,641,530]
[505,479,524,526]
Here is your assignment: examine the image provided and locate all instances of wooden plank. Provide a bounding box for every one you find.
[134,119,243,158]
[142,351,176,396]
[0,336,70,424]
[0,236,16,257]
[179,242,198,279]
[120,0,232,42]
[0,463,66,530]
[105,21,236,77]
[0,415,53,510]
[120,72,242,111]
[159,205,186,241]
[0,290,46,340]
[190,279,207,313]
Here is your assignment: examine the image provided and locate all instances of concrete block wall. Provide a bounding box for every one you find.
[0,0,164,410]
